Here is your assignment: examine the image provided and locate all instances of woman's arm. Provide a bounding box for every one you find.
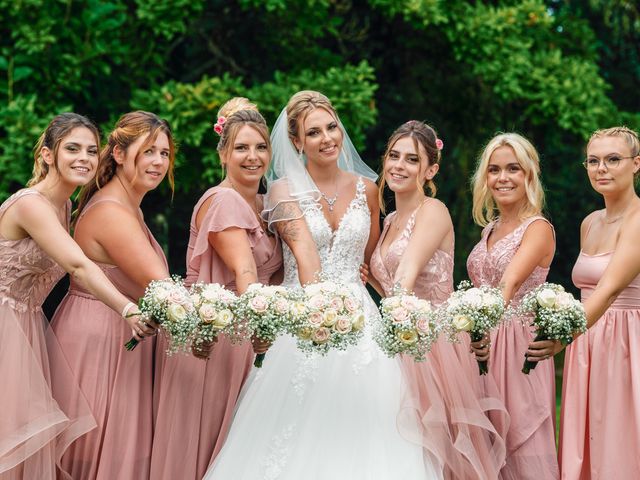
[363,179,381,265]
[13,196,153,338]
[392,199,452,293]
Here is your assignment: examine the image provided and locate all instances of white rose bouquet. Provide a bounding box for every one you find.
[188,283,238,360]
[442,280,505,375]
[125,276,198,354]
[519,283,586,374]
[291,281,365,356]
[234,283,300,367]
[375,293,439,361]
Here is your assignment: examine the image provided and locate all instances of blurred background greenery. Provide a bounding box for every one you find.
[2,1,638,302]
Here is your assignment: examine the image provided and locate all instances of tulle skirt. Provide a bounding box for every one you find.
[204,283,441,480]
[0,300,95,480]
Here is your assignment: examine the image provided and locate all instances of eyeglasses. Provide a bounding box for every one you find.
[582,155,637,170]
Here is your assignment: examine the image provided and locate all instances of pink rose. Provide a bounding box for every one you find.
[274,298,289,314]
[250,295,268,313]
[308,294,326,310]
[168,289,184,304]
[217,116,226,125]
[415,317,430,334]
[329,296,344,311]
[334,316,352,334]
[308,312,324,326]
[214,124,223,135]
[312,327,330,344]
[343,297,358,313]
[400,295,418,310]
[391,307,409,323]
[199,304,216,324]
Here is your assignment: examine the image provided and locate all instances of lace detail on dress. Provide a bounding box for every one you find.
[282,178,370,286]
[467,216,551,306]
[0,189,67,312]
[261,424,296,480]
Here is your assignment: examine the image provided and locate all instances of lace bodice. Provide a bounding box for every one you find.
[0,189,69,313]
[371,201,454,306]
[467,216,552,306]
[282,178,370,286]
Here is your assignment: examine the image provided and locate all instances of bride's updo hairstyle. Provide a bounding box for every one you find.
[285,90,340,149]
[214,97,271,164]
[29,113,100,187]
[378,120,441,213]
[76,111,176,214]
[471,132,544,227]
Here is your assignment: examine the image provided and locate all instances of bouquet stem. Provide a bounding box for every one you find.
[124,338,139,351]
[254,353,266,368]
[522,332,547,374]
[470,332,488,375]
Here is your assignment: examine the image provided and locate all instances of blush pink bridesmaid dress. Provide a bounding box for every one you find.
[467,216,558,479]
[559,217,640,479]
[0,189,96,480]
[370,201,508,480]
[150,186,282,480]
[50,197,166,480]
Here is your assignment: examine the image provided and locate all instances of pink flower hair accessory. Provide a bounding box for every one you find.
[213,116,227,135]
[435,138,444,150]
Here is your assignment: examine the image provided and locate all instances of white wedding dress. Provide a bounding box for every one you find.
[204,179,442,480]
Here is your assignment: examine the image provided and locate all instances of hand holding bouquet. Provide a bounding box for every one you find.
[519,283,586,374]
[189,283,238,360]
[443,280,505,375]
[292,281,365,356]
[125,276,198,354]
[235,284,301,367]
[375,292,439,362]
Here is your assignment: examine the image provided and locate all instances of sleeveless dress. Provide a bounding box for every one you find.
[370,202,507,480]
[467,216,559,480]
[150,187,282,480]
[49,197,166,480]
[204,178,439,480]
[559,216,640,479]
[0,189,96,480]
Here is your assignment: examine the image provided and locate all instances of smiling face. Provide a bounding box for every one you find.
[586,136,640,195]
[116,131,170,193]
[42,126,99,188]
[384,136,438,194]
[486,145,527,209]
[223,124,270,187]
[294,107,343,168]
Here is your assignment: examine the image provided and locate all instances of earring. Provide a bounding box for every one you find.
[298,149,304,162]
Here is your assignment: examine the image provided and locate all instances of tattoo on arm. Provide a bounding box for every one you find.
[278,220,300,243]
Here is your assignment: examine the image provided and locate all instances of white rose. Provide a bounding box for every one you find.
[555,292,575,309]
[167,304,187,323]
[464,288,484,307]
[154,287,169,302]
[213,309,233,328]
[397,329,418,345]
[322,309,338,327]
[453,314,474,332]
[352,312,365,331]
[417,299,431,312]
[536,288,557,309]
[199,304,216,324]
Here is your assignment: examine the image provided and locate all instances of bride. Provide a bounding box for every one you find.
[204,91,442,479]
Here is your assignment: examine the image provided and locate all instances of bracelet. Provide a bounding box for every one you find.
[121,301,137,318]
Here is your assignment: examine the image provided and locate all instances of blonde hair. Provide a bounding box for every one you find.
[77,111,176,214]
[216,97,270,162]
[378,120,441,213]
[285,90,338,146]
[588,126,640,180]
[29,113,100,186]
[471,132,545,226]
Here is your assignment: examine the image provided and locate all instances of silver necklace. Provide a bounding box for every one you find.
[319,175,339,212]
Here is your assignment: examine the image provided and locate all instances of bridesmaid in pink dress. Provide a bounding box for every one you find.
[0,114,148,479]
[466,133,558,479]
[529,127,640,478]
[150,98,282,480]
[369,121,507,479]
[50,111,175,480]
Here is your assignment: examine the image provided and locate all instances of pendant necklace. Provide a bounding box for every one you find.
[320,174,339,212]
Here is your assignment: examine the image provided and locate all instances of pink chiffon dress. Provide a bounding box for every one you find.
[370,202,508,480]
[150,186,282,480]
[467,216,558,479]
[559,219,640,478]
[49,197,166,480]
[0,189,96,480]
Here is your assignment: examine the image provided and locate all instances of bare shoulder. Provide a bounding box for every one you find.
[414,198,452,230]
[581,210,601,232]
[522,217,555,241]
[621,203,640,235]
[77,200,140,235]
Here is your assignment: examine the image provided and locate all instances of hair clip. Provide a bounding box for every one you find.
[213,116,227,135]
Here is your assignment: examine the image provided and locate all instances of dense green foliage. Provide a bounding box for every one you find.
[2,0,639,286]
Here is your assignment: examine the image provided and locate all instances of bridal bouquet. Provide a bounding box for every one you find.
[442,280,505,375]
[189,283,238,360]
[292,281,365,356]
[235,283,303,367]
[125,276,198,354]
[519,283,586,374]
[375,292,439,362]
